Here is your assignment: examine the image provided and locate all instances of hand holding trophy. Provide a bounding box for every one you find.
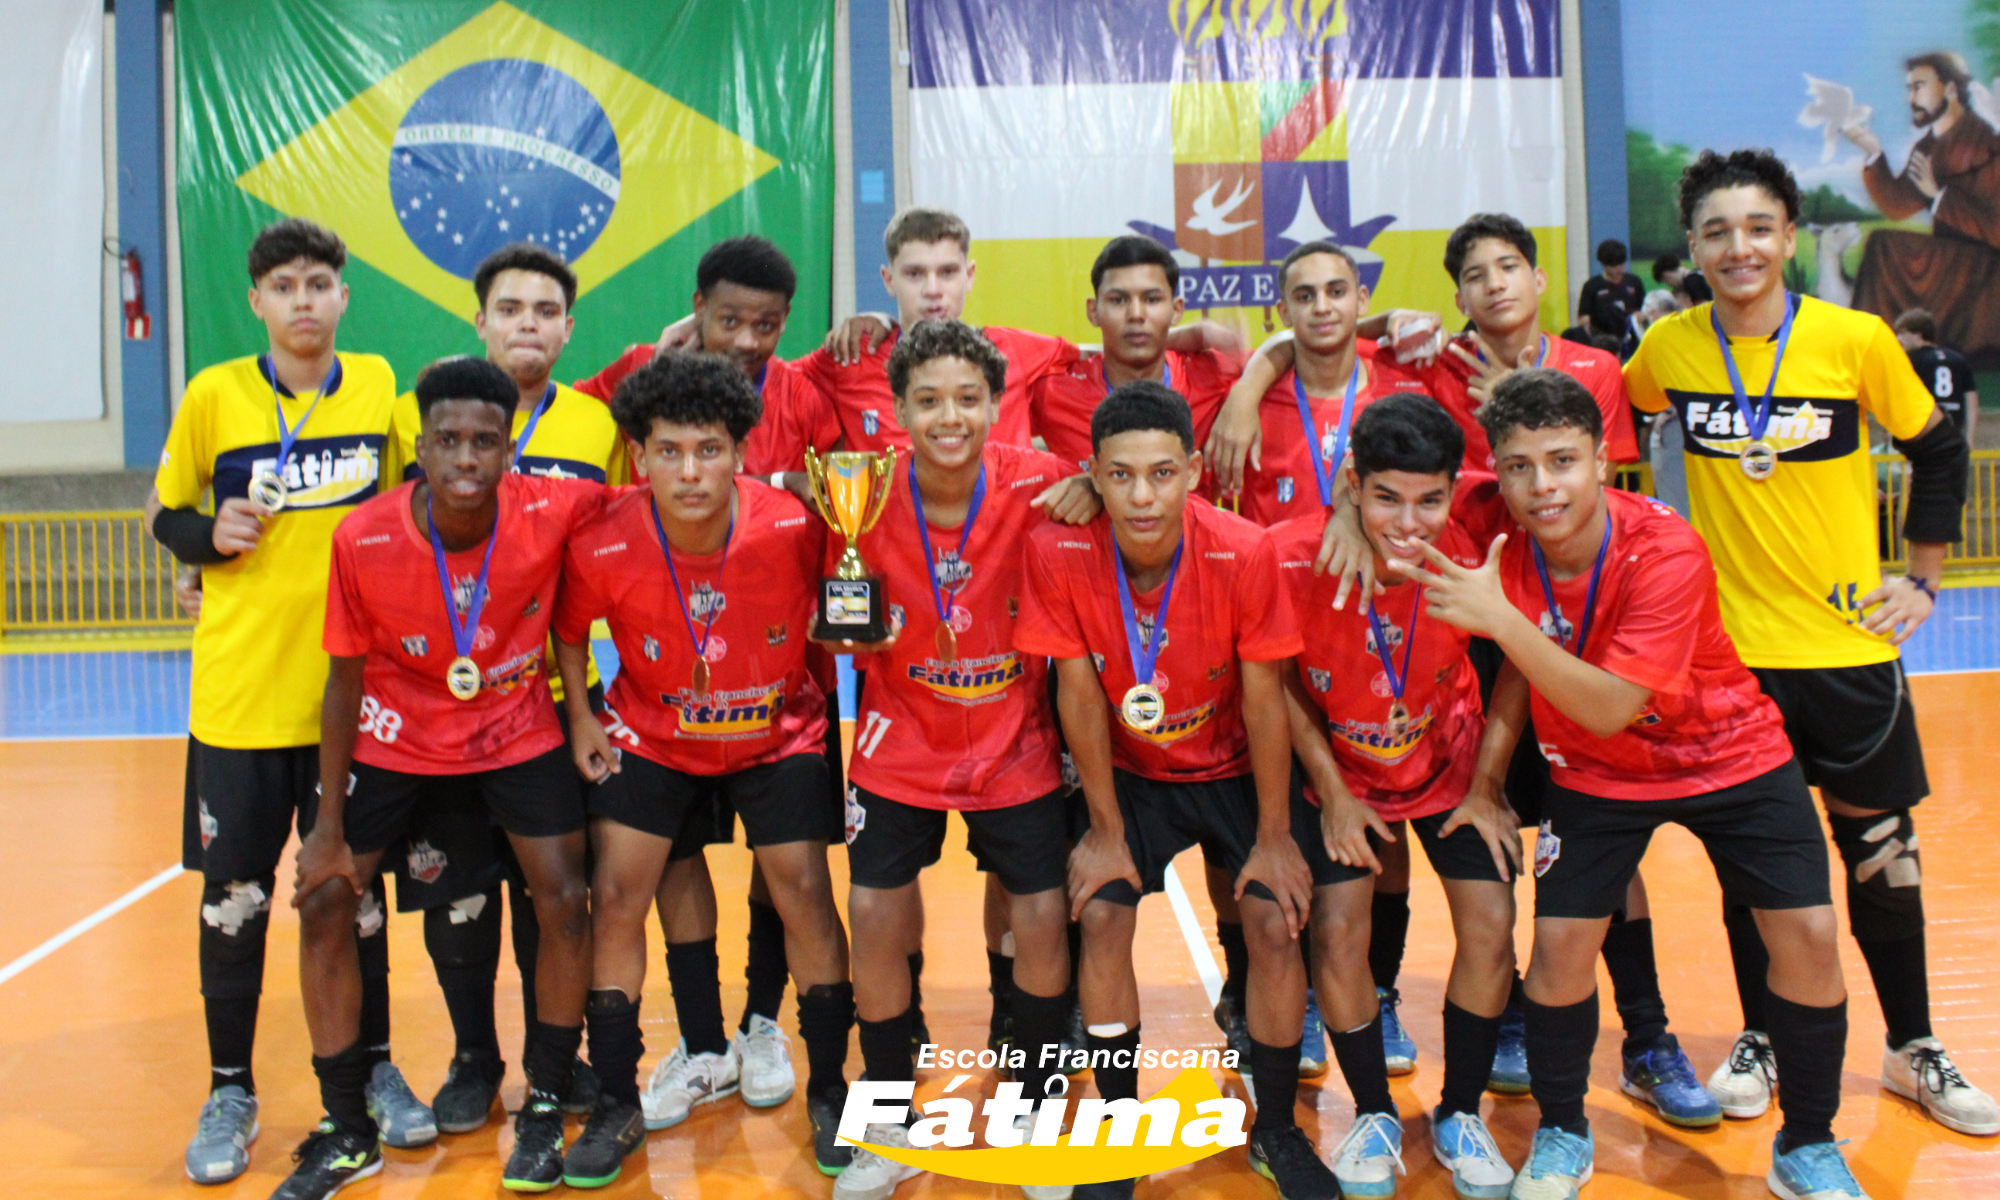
[803,448,898,643]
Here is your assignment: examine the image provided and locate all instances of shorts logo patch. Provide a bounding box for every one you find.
[1534,820,1561,878]
[198,798,219,849]
[406,839,448,885]
[401,634,428,657]
[642,634,661,661]
[844,786,867,845]
[766,623,788,646]
[1307,667,1331,692]
[1276,476,1295,504]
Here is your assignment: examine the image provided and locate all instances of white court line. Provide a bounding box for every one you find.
[0,864,183,986]
[1162,862,1224,1006]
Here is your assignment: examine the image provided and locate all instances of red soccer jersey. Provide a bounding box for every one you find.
[574,346,838,476]
[797,325,1078,453]
[1270,513,1485,820]
[844,443,1068,810]
[1238,341,1429,527]
[1029,349,1240,471]
[324,474,605,774]
[1470,485,1793,801]
[552,479,830,775]
[1416,333,1640,477]
[1015,500,1301,781]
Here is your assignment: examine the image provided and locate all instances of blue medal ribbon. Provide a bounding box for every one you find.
[259,355,341,482]
[1114,540,1183,692]
[909,458,986,627]
[1294,365,1360,508]
[649,492,734,666]
[426,494,501,672]
[510,383,557,470]
[1710,292,1798,447]
[1365,583,1424,704]
[1531,512,1612,658]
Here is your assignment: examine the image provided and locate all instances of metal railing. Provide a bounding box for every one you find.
[1,511,193,636]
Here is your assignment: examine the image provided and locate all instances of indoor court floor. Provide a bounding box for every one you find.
[6,590,2000,1199]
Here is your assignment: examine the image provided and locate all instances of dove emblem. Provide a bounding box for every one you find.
[1186,176,1258,235]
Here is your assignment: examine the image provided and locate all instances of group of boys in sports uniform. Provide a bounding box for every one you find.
[150,145,1990,1200]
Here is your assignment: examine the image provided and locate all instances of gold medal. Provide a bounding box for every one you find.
[1120,683,1165,732]
[1385,700,1410,739]
[1739,441,1777,481]
[691,656,711,696]
[936,622,957,663]
[446,655,481,701]
[248,467,289,514]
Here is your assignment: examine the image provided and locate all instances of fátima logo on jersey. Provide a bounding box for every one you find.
[668,683,784,740]
[1129,700,1215,745]
[1678,397,1839,462]
[233,3,779,319]
[1334,707,1434,763]
[227,439,383,511]
[908,652,1025,705]
[687,583,727,621]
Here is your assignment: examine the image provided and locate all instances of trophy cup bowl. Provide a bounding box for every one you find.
[803,448,897,642]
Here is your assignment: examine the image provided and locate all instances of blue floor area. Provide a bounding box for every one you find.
[0,596,1986,741]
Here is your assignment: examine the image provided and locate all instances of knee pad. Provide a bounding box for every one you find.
[1829,810,1925,942]
[199,877,275,998]
[424,886,504,972]
[354,876,388,940]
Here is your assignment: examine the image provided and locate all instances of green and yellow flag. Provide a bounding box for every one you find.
[177,0,831,383]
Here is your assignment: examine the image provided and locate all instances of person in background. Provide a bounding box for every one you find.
[1896,308,1980,443]
[1652,253,1687,293]
[1576,239,1646,330]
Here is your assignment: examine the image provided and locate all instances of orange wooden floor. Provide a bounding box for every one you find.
[6,675,2000,1198]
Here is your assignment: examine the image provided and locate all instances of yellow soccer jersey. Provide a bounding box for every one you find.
[1625,296,1936,669]
[157,352,401,748]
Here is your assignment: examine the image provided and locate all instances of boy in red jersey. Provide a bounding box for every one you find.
[1029,235,1243,470]
[1270,394,1516,1199]
[551,352,856,1185]
[811,321,1087,1200]
[1016,382,1336,1200]
[284,358,605,1198]
[1400,369,1862,1200]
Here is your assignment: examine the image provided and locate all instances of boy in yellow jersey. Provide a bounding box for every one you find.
[385,242,629,1132]
[1626,149,1996,1139]
[146,219,419,1183]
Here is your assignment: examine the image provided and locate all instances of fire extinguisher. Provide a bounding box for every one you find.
[122,248,151,340]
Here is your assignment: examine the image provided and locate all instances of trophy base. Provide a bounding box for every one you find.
[813,576,890,644]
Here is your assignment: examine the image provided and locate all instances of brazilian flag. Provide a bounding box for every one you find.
[177,0,832,385]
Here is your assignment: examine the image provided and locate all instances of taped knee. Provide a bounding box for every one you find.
[199,877,274,998]
[1829,810,1925,942]
[424,888,504,972]
[355,877,388,940]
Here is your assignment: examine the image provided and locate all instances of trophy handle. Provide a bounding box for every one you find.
[802,448,837,529]
[859,449,898,536]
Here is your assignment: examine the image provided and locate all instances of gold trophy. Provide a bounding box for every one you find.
[803,448,898,642]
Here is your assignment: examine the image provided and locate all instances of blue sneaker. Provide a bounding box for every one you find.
[1379,988,1417,1076]
[1300,990,1328,1078]
[1767,1137,1870,1200]
[1508,1127,1592,1200]
[1620,1034,1722,1128]
[1330,1110,1405,1197]
[1489,999,1530,1095]
[1431,1110,1513,1199]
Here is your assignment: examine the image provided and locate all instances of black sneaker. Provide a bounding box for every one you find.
[1214,993,1254,1067]
[807,1090,854,1175]
[1248,1125,1342,1200]
[560,1101,645,1189]
[1072,1179,1137,1199]
[432,1051,506,1134]
[501,1096,567,1192]
[565,1057,601,1115]
[269,1120,382,1200]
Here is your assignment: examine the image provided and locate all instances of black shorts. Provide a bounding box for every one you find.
[1298,789,1509,889]
[597,750,835,852]
[1532,760,1832,920]
[1467,637,1553,827]
[1752,661,1928,809]
[345,745,586,856]
[181,737,320,881]
[1087,771,1273,907]
[706,692,846,851]
[847,785,1069,895]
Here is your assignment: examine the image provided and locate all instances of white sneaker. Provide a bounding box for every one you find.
[1431,1110,1514,1199]
[1331,1110,1405,1197]
[735,1014,797,1108]
[641,1040,740,1130]
[832,1122,922,1200]
[1012,1112,1071,1199]
[1882,1037,2000,1135]
[1708,1030,1777,1119]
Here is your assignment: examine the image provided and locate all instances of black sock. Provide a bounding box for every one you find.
[1012,987,1069,1100]
[1216,921,1248,1002]
[1767,992,1847,1154]
[1368,891,1412,992]
[1524,991,1597,1135]
[357,929,391,1070]
[1601,916,1669,1055]
[424,897,503,1060]
[988,950,1015,1042]
[1723,899,1771,1033]
[205,996,259,1095]
[1087,1026,1141,1102]
[585,989,643,1109]
[1857,936,1932,1050]
[1438,1000,1501,1119]
[741,899,789,1031]
[1249,1038,1302,1131]
[908,951,926,1029]
[1063,922,1084,1025]
[510,877,541,1037]
[858,1008,916,1085]
[797,982,855,1101]
[524,1020,582,1103]
[1327,1018,1394,1116]
[665,938,729,1057]
[312,1041,376,1136]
